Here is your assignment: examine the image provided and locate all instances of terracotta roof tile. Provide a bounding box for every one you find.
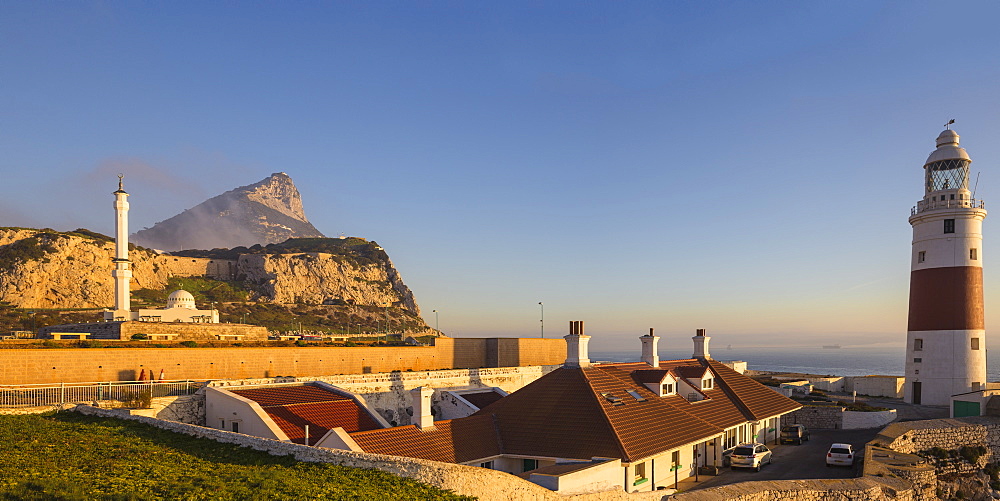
[350,358,801,465]
[630,369,670,384]
[705,360,801,420]
[230,386,349,406]
[230,385,381,444]
[350,414,501,463]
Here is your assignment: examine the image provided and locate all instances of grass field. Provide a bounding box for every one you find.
[0,412,474,500]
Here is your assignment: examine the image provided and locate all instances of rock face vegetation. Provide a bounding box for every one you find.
[0,229,426,334]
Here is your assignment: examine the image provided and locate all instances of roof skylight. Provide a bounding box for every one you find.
[626,389,647,402]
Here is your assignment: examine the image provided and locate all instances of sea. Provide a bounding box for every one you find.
[590,346,1000,381]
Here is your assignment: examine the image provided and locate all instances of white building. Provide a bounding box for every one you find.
[904,126,987,406]
[208,322,801,494]
[103,177,218,324]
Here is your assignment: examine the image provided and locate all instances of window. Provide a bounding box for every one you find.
[702,378,713,389]
[914,338,923,351]
[633,462,647,485]
[971,248,978,260]
[951,194,956,200]
[479,461,494,469]
[231,421,239,433]
[914,358,922,363]
[671,450,680,469]
[522,459,538,472]
[661,383,674,395]
[219,419,225,429]
[944,219,955,233]
[918,251,926,263]
[972,338,981,350]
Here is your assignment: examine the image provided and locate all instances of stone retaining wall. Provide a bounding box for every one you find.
[784,405,844,429]
[785,406,897,430]
[670,477,915,501]
[70,405,669,501]
[875,416,1000,457]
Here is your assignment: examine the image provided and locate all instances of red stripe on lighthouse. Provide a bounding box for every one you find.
[907,266,984,331]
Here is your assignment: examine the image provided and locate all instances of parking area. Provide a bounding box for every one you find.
[687,427,880,491]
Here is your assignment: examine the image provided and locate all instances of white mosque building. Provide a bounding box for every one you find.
[103,176,219,324]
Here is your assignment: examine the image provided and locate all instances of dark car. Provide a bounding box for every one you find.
[780,424,810,445]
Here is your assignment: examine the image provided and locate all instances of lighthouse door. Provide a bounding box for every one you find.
[912,382,922,405]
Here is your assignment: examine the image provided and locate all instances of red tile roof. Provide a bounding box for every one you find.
[231,385,381,444]
[350,414,501,463]
[347,358,800,465]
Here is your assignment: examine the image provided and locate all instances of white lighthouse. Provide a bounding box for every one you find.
[904,126,987,406]
[105,175,134,322]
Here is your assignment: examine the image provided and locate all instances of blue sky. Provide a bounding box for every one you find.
[4,2,1000,351]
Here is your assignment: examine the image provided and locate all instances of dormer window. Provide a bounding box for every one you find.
[702,378,714,390]
[661,383,675,396]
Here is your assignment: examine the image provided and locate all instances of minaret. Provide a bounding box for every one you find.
[109,175,133,321]
[905,125,987,405]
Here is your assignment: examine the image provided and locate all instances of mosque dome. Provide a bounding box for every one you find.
[166,290,197,309]
[925,129,971,166]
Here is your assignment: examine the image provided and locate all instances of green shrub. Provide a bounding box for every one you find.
[959,445,986,464]
[179,341,198,348]
[122,387,153,408]
[295,340,308,347]
[78,340,103,348]
[131,333,149,340]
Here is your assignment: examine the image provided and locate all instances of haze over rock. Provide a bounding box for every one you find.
[131,172,325,251]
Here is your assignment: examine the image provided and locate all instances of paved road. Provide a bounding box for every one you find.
[690,428,880,491]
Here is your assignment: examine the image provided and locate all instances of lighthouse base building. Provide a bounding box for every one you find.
[904,127,988,408]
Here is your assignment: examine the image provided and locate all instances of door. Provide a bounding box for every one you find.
[912,381,922,405]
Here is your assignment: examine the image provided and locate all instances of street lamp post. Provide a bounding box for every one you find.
[538,302,544,338]
[432,309,439,334]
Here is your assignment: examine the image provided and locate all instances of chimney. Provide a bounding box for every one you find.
[640,328,659,367]
[693,328,711,360]
[563,320,591,368]
[410,386,435,429]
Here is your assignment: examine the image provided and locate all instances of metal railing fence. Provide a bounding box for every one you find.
[0,380,206,408]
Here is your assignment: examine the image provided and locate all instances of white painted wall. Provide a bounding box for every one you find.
[842,410,897,429]
[528,459,623,495]
[204,386,287,441]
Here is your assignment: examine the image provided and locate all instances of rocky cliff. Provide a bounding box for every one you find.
[131,172,325,252]
[0,229,419,316]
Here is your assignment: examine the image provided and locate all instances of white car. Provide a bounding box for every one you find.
[729,443,772,471]
[826,443,855,467]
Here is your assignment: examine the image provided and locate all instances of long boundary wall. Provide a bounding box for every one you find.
[70,405,670,501]
[0,337,566,384]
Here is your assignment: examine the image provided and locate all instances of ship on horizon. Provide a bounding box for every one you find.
[822,344,842,349]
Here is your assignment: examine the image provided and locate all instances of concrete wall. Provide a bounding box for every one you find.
[848,376,904,398]
[528,460,624,496]
[842,410,897,430]
[69,405,671,501]
[0,337,567,384]
[38,321,268,341]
